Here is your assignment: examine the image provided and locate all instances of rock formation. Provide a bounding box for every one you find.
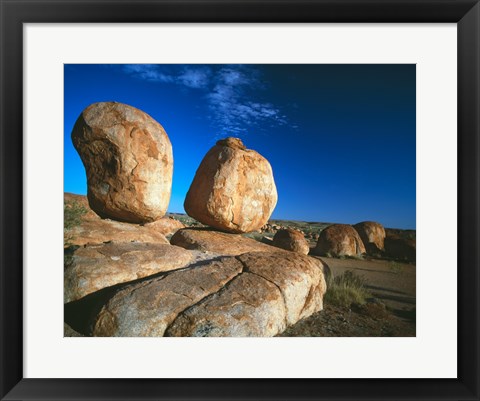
[64,193,183,246]
[170,228,279,255]
[92,251,327,337]
[184,137,277,233]
[144,216,185,236]
[272,228,310,255]
[71,102,173,223]
[64,242,195,302]
[354,221,386,254]
[314,224,366,257]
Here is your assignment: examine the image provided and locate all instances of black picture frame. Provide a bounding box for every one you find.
[1,1,479,400]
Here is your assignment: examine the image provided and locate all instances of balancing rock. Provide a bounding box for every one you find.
[184,137,277,233]
[71,102,173,223]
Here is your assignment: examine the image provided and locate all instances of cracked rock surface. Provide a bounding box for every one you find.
[184,137,277,233]
[64,242,195,303]
[93,256,243,336]
[91,251,327,337]
[71,102,173,223]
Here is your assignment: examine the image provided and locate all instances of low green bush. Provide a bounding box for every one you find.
[389,261,404,275]
[64,200,87,231]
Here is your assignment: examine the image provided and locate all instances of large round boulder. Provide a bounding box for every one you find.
[184,137,277,233]
[354,221,386,254]
[314,224,366,257]
[272,228,310,255]
[71,102,173,223]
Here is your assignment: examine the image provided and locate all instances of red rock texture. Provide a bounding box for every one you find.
[354,221,386,254]
[314,224,366,257]
[184,137,277,233]
[272,228,310,255]
[71,102,173,223]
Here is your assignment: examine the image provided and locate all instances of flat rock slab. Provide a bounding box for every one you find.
[170,228,278,256]
[64,242,194,303]
[92,251,327,337]
[66,219,170,247]
[65,192,184,246]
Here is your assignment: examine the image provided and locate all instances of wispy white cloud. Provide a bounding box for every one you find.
[122,64,211,89]
[122,64,174,83]
[120,64,290,138]
[178,67,211,89]
[206,66,288,138]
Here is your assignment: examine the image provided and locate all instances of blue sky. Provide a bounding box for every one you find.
[64,64,416,229]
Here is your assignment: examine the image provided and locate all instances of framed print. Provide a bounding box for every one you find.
[1,0,479,400]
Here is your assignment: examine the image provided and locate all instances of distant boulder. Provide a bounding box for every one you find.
[71,102,173,223]
[385,235,416,263]
[184,137,277,233]
[314,224,366,257]
[272,228,310,255]
[354,221,386,254]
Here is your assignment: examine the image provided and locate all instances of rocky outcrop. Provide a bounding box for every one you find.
[65,218,170,247]
[92,251,327,337]
[170,228,278,256]
[93,256,244,336]
[71,102,173,223]
[354,221,386,254]
[235,252,327,326]
[314,224,366,257]
[64,242,194,302]
[166,272,287,337]
[64,193,184,246]
[272,228,310,255]
[144,216,185,236]
[184,137,277,233]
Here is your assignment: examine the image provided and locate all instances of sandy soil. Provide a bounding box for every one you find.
[280,256,416,337]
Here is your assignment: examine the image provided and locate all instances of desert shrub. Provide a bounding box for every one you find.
[325,270,370,308]
[64,200,87,231]
[64,200,87,250]
[389,261,404,275]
